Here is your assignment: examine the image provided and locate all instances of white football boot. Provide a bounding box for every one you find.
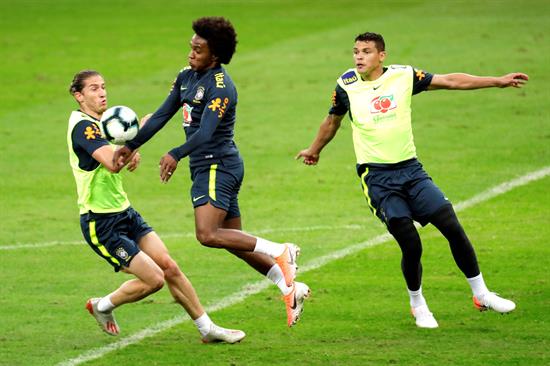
[411,304,439,328]
[473,292,516,313]
[86,298,120,336]
[202,324,246,344]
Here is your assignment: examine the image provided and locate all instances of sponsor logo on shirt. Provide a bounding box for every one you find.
[214,72,225,88]
[331,90,337,106]
[84,124,101,140]
[414,68,426,80]
[207,97,229,118]
[182,103,193,127]
[370,95,397,114]
[341,71,358,85]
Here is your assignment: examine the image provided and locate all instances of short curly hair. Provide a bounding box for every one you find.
[192,17,237,65]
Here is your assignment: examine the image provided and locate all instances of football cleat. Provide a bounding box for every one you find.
[473,292,516,313]
[275,243,300,287]
[201,324,246,344]
[86,298,120,336]
[282,281,311,327]
[411,304,439,329]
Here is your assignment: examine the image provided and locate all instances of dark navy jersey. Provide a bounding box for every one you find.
[329,66,434,116]
[127,65,240,167]
[72,114,109,171]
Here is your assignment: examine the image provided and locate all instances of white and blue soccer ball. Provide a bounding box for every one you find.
[100,105,139,145]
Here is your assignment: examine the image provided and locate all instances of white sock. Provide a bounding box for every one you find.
[253,237,285,258]
[193,312,213,337]
[467,273,490,299]
[408,287,427,308]
[266,264,293,295]
[97,295,115,312]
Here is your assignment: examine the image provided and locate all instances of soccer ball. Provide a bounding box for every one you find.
[100,105,139,145]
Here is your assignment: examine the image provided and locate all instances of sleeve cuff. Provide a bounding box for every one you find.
[168,147,183,161]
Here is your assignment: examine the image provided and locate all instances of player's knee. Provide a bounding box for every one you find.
[148,275,165,293]
[162,257,182,280]
[195,228,222,248]
[430,204,466,238]
[388,217,422,259]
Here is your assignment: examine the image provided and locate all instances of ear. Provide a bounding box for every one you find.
[74,91,84,103]
[379,51,387,63]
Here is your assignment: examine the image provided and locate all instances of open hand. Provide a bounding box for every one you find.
[159,153,178,183]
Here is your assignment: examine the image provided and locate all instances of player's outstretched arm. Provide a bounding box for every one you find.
[428,72,529,90]
[112,113,152,168]
[93,145,126,173]
[296,114,344,165]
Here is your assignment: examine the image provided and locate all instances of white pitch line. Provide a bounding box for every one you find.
[0,224,364,251]
[57,166,549,366]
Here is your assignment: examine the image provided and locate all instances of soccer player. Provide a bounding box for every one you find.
[68,69,245,343]
[296,32,528,328]
[112,17,310,327]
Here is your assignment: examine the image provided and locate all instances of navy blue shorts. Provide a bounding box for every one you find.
[357,159,450,226]
[80,207,153,272]
[190,157,244,219]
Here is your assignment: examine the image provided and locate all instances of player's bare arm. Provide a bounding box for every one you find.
[95,145,139,173]
[296,113,344,165]
[429,72,528,90]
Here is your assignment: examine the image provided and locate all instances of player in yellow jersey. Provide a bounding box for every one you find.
[68,70,244,342]
[296,32,528,328]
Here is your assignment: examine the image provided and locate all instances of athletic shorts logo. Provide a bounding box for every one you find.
[115,247,129,260]
[370,94,397,114]
[193,194,206,202]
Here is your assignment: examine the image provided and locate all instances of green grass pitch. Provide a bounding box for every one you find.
[0,0,549,365]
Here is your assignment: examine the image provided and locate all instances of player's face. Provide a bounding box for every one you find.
[188,34,217,72]
[353,41,386,77]
[75,75,107,119]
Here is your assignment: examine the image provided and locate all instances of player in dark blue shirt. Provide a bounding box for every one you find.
[114,17,310,327]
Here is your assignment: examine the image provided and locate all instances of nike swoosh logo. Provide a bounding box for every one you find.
[181,86,187,91]
[193,195,206,202]
[373,85,382,90]
[290,292,298,310]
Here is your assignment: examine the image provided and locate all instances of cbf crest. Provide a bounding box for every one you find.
[193,86,205,102]
[115,247,129,260]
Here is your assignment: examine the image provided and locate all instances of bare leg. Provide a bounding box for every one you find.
[138,231,204,320]
[194,203,259,251]
[108,251,165,306]
[223,216,276,276]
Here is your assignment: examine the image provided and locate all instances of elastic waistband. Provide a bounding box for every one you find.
[80,207,130,220]
[357,158,419,175]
